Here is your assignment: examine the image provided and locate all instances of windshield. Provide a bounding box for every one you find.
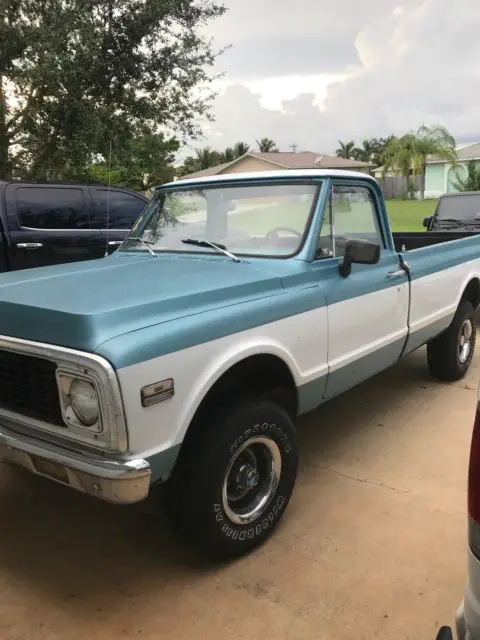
[120,182,319,258]
[436,194,480,221]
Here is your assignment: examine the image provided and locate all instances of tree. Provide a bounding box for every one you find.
[452,161,480,192]
[233,141,250,157]
[352,139,376,163]
[335,140,356,159]
[177,146,222,176]
[88,130,179,191]
[383,125,457,198]
[0,0,226,180]
[256,137,278,153]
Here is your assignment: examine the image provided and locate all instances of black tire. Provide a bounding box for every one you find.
[164,399,298,561]
[427,300,476,381]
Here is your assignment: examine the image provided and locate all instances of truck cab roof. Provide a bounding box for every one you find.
[161,168,377,189]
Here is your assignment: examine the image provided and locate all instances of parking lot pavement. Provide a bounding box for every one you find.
[0,345,477,640]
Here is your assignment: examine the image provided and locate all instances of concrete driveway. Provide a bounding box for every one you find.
[0,345,476,640]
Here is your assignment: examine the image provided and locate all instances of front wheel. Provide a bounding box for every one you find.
[164,399,298,561]
[427,300,476,381]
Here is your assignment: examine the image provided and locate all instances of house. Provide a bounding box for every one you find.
[425,142,480,198]
[179,151,371,180]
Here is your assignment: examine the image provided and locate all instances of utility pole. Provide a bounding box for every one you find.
[289,143,298,153]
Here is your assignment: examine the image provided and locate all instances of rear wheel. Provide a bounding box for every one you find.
[164,399,298,561]
[427,300,476,381]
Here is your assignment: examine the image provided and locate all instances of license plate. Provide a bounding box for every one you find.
[31,456,69,484]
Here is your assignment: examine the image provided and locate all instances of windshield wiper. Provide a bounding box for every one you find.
[122,236,157,257]
[181,238,241,262]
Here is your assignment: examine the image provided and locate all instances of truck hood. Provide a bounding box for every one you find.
[0,254,285,353]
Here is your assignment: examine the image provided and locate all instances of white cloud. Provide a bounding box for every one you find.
[185,0,480,157]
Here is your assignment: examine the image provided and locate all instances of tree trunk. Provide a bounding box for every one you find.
[0,77,11,180]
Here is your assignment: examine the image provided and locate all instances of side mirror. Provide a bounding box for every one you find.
[423,216,433,229]
[339,238,380,278]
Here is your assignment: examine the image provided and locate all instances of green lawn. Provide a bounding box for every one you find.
[386,199,438,231]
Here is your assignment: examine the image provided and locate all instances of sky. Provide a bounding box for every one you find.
[184,0,480,157]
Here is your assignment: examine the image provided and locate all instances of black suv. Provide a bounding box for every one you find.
[0,181,149,272]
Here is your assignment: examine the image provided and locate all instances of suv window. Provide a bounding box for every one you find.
[317,184,384,259]
[16,187,89,229]
[91,189,146,229]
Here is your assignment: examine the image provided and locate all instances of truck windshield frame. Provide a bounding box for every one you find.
[119,181,322,260]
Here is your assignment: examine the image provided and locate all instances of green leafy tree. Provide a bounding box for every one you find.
[0,0,226,180]
[452,161,480,192]
[177,146,223,176]
[383,125,457,198]
[352,139,376,163]
[335,140,356,159]
[87,131,179,191]
[256,137,278,153]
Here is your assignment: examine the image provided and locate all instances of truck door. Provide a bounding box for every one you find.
[5,183,105,270]
[315,181,410,400]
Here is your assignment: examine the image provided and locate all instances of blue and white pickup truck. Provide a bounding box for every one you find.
[0,169,479,561]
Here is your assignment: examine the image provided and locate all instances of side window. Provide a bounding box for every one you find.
[91,189,147,229]
[16,187,89,230]
[316,184,384,259]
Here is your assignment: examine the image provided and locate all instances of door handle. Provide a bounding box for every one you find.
[108,241,123,246]
[17,243,43,249]
[386,269,406,279]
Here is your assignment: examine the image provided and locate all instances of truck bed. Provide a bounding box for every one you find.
[392,231,480,252]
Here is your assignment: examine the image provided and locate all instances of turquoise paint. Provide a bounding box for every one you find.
[297,374,328,414]
[322,337,407,401]
[402,315,452,355]
[400,233,480,281]
[147,443,181,484]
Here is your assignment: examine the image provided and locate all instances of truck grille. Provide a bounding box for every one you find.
[0,349,64,426]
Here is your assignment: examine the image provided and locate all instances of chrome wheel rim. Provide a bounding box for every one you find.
[222,436,281,525]
[458,319,473,364]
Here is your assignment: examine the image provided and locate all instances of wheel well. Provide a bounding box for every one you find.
[195,354,297,421]
[461,278,480,309]
[174,354,298,466]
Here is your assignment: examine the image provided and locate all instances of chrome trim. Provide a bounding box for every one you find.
[0,422,151,504]
[16,242,43,249]
[0,335,128,453]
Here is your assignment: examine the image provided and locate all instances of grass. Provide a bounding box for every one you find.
[385,199,438,232]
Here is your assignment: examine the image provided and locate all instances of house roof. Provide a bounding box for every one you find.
[165,168,377,189]
[427,142,480,163]
[179,151,370,180]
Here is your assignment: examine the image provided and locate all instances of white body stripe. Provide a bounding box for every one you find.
[327,282,409,372]
[409,258,480,333]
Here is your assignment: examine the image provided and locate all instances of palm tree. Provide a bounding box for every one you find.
[221,147,236,163]
[383,125,457,199]
[176,147,222,176]
[233,142,250,158]
[336,140,356,159]
[352,139,376,163]
[256,137,278,153]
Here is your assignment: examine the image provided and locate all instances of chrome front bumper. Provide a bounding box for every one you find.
[0,424,151,504]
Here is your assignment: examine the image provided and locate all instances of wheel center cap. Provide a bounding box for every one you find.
[243,466,260,489]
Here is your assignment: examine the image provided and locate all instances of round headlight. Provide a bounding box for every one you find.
[69,379,99,427]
